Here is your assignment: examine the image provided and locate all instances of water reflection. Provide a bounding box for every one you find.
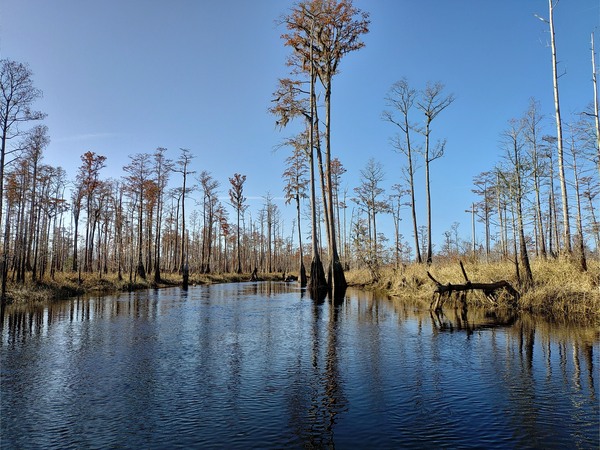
[285,297,347,447]
[1,284,598,449]
[430,307,517,335]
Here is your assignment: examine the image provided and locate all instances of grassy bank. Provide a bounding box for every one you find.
[4,260,599,324]
[3,271,286,305]
[346,258,600,323]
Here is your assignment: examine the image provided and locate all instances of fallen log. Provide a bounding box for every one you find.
[428,262,520,312]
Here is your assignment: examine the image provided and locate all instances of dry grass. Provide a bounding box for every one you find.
[346,258,600,323]
[522,259,600,320]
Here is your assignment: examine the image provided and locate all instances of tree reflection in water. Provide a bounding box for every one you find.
[0,284,597,448]
[284,288,347,447]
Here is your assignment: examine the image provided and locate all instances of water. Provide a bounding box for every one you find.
[1,282,598,449]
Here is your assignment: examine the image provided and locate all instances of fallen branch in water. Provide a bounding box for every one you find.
[427,261,520,312]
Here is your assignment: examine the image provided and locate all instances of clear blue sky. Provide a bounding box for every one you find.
[1,0,598,252]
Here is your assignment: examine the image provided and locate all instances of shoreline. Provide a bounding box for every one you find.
[1,271,288,305]
[2,260,599,325]
[346,259,600,325]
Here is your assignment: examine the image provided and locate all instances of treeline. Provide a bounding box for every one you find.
[0,58,302,304]
[0,134,297,302]
[1,1,599,305]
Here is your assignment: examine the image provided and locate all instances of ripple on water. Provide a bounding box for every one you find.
[1,284,598,449]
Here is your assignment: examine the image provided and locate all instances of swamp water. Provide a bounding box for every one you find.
[1,282,598,449]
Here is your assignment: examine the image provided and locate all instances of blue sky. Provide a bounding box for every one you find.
[1,0,598,252]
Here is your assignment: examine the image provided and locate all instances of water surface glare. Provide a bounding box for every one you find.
[1,282,598,449]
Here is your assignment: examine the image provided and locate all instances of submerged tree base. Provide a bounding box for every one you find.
[309,258,327,300]
[299,263,307,287]
[182,264,190,290]
[328,259,347,302]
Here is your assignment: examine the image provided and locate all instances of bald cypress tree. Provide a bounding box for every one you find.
[280,0,370,298]
[229,173,247,274]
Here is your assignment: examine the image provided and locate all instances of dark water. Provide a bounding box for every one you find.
[1,282,598,449]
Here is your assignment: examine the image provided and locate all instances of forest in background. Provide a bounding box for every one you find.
[0,0,598,306]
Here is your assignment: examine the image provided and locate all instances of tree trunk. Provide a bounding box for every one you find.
[296,194,307,287]
[0,120,7,294]
[308,47,326,297]
[592,33,600,178]
[424,137,433,265]
[154,191,162,283]
[180,165,187,272]
[514,141,533,288]
[510,201,520,286]
[403,117,421,264]
[117,188,124,282]
[137,191,146,280]
[571,143,587,271]
[84,196,91,272]
[26,154,39,277]
[496,172,507,260]
[1,201,12,306]
[236,208,242,274]
[527,101,547,259]
[549,0,572,254]
[323,80,346,299]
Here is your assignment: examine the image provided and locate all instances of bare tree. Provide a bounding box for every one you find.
[22,125,50,281]
[581,176,599,255]
[261,193,278,274]
[198,170,219,274]
[591,33,600,177]
[0,60,45,234]
[472,171,495,262]
[389,183,408,269]
[500,119,533,288]
[152,148,172,282]
[383,79,421,263]
[0,59,45,304]
[538,136,557,256]
[536,1,572,254]
[523,98,547,258]
[566,124,589,271]
[282,139,309,286]
[352,158,388,276]
[416,81,454,264]
[46,166,68,280]
[174,148,195,272]
[71,184,84,272]
[111,181,125,281]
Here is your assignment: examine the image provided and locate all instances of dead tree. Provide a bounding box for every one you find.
[536,1,572,254]
[428,261,520,312]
